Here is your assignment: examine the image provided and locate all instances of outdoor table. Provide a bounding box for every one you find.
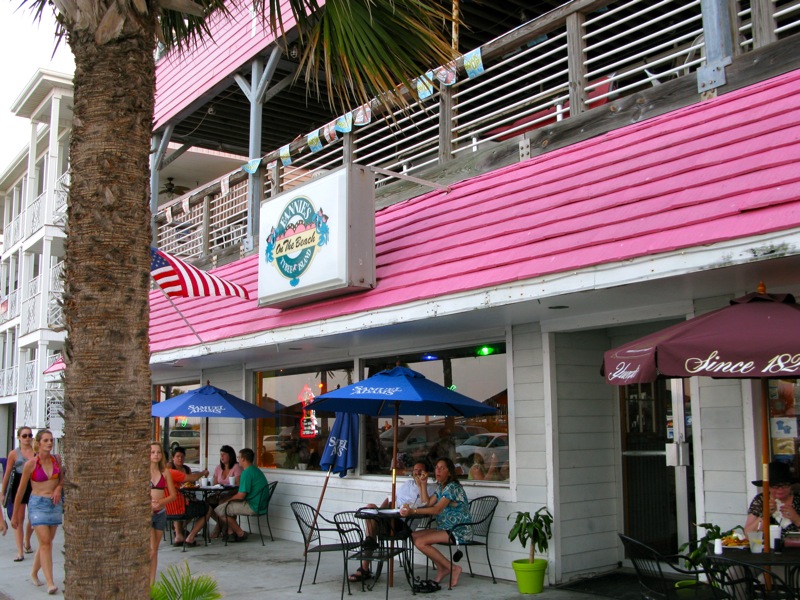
[354,508,417,591]
[180,484,237,543]
[720,546,800,591]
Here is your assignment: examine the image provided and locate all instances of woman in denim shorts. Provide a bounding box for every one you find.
[11,429,63,595]
[149,442,177,586]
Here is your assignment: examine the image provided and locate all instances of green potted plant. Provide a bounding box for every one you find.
[508,506,554,594]
[679,522,744,567]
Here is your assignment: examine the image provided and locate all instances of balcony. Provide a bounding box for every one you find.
[153,0,800,261]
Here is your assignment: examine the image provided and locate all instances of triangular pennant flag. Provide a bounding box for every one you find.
[323,121,338,143]
[165,205,173,224]
[220,175,230,197]
[242,158,262,174]
[416,72,435,100]
[182,197,191,215]
[353,104,372,127]
[279,145,292,166]
[432,62,457,86]
[307,130,323,152]
[334,113,353,133]
[463,48,485,79]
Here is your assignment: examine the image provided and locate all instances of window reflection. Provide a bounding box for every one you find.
[364,344,509,481]
[255,363,353,470]
[153,383,202,464]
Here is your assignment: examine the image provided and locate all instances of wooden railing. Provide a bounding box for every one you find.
[154,0,800,260]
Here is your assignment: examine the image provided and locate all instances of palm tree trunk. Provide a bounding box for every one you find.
[62,23,156,599]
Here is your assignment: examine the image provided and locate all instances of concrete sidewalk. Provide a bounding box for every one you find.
[0,526,602,599]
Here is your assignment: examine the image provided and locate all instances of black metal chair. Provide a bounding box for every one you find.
[222,482,273,546]
[435,495,499,589]
[291,502,354,593]
[619,533,717,599]
[334,511,406,600]
[244,480,278,545]
[701,554,797,599]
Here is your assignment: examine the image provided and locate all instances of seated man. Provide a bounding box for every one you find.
[349,460,435,582]
[214,448,269,543]
[166,465,209,546]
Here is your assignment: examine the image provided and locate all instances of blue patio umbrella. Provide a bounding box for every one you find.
[152,383,279,467]
[319,412,360,477]
[306,366,496,505]
[312,412,360,540]
[152,384,278,419]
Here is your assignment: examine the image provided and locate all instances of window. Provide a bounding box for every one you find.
[364,343,509,481]
[153,383,202,463]
[255,362,354,469]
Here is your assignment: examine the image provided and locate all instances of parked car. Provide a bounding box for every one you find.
[168,429,200,461]
[456,433,509,465]
[379,424,486,466]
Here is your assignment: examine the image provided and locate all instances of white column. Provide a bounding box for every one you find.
[44,94,62,226]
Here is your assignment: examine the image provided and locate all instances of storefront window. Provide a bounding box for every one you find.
[153,383,202,464]
[255,362,354,470]
[364,344,509,481]
[769,379,799,467]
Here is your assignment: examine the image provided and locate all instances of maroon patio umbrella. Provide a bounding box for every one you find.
[603,283,800,549]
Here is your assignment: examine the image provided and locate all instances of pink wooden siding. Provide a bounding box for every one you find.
[150,68,800,353]
[154,1,299,128]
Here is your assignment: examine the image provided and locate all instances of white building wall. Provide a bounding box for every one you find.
[692,294,753,535]
[554,329,620,580]
[202,366,246,469]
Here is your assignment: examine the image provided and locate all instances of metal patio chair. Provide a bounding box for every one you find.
[291,502,353,593]
[701,554,797,599]
[619,533,716,599]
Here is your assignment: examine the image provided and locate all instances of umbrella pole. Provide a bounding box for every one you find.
[762,379,771,552]
[389,404,400,587]
[308,467,333,555]
[204,417,209,472]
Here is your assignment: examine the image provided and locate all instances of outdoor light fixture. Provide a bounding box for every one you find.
[476,345,496,357]
[421,353,438,361]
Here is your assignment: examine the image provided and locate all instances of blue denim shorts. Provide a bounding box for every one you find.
[28,495,63,527]
[152,509,167,531]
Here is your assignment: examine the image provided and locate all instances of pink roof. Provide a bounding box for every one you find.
[150,68,800,354]
[154,1,299,129]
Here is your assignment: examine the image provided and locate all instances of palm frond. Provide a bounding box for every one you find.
[263,0,459,111]
[150,561,222,600]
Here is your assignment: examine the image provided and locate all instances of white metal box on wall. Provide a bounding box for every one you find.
[258,165,376,308]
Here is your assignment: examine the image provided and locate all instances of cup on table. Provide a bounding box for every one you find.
[200,477,209,487]
[770,525,782,549]
[748,531,763,554]
[228,476,236,486]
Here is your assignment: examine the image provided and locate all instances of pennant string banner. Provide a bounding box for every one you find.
[279,145,292,166]
[463,48,484,79]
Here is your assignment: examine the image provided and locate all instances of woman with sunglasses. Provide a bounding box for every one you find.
[1,426,35,561]
[12,429,63,595]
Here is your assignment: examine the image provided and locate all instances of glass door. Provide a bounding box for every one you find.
[621,379,694,554]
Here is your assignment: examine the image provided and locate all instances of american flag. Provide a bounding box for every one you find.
[150,247,250,300]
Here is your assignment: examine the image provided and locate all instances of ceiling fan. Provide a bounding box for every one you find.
[159,177,191,197]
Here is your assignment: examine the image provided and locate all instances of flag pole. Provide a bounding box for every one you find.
[157,288,206,346]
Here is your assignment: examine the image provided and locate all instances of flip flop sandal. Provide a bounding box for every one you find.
[14,555,24,562]
[348,568,373,582]
[24,545,33,554]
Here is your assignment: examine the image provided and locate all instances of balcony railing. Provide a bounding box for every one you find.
[22,275,40,335]
[53,172,69,229]
[153,0,800,259]
[0,365,18,397]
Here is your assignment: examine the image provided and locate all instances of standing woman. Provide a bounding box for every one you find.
[400,457,472,588]
[12,429,63,595]
[149,442,177,586]
[1,426,35,561]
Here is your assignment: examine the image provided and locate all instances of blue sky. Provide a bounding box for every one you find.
[0,3,74,168]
